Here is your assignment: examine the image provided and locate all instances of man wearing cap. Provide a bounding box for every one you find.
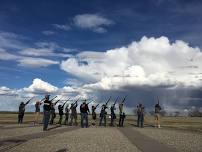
[43,95,51,131]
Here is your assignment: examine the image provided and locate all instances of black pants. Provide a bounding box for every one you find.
[119,114,125,127]
[50,113,56,124]
[110,113,116,126]
[18,113,24,124]
[137,114,144,127]
[99,114,106,126]
[58,115,63,125]
[64,113,69,125]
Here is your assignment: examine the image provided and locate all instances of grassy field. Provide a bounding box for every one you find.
[0,112,201,132]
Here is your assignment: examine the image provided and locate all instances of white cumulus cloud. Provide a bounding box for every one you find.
[24,78,58,93]
[61,36,202,90]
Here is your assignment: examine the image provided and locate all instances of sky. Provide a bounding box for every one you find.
[0,0,202,114]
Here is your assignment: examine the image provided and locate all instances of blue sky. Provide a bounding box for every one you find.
[0,0,202,114]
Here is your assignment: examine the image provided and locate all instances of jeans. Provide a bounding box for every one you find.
[137,114,144,127]
[58,115,63,125]
[18,113,24,124]
[43,111,50,130]
[64,113,69,125]
[99,114,106,126]
[81,113,88,128]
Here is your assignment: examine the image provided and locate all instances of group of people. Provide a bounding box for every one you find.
[18,95,162,131]
[18,95,127,131]
[136,102,162,128]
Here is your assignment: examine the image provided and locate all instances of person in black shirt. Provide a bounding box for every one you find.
[110,104,116,126]
[64,104,70,125]
[80,100,90,128]
[18,98,32,124]
[70,101,78,126]
[154,103,162,128]
[99,104,108,126]
[137,103,144,128]
[43,95,51,131]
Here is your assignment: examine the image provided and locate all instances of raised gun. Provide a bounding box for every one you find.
[54,97,63,105]
[157,96,160,105]
[25,97,34,105]
[62,98,71,108]
[105,96,111,106]
[121,95,127,104]
[73,98,80,105]
[113,97,119,106]
[95,104,99,108]
[50,96,57,102]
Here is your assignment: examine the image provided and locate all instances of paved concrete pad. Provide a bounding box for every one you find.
[118,127,177,152]
[0,126,79,152]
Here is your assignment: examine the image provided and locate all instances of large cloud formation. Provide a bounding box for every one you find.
[24,78,58,93]
[61,36,202,90]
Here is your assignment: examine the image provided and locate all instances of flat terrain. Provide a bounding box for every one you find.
[0,113,202,152]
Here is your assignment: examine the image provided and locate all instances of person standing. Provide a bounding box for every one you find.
[118,96,126,127]
[137,103,144,128]
[18,97,32,124]
[99,104,108,126]
[58,104,64,125]
[120,112,126,127]
[70,101,78,126]
[43,95,52,131]
[92,104,99,126]
[154,102,162,128]
[118,103,124,127]
[34,100,42,125]
[49,98,60,125]
[49,103,56,125]
[80,100,90,128]
[64,104,70,125]
[110,104,116,126]
[58,100,68,125]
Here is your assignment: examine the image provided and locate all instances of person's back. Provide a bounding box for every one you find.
[155,104,161,113]
[35,102,40,113]
[43,99,51,111]
[137,106,141,116]
[43,95,51,131]
[18,102,25,123]
[65,106,69,114]
[99,104,107,126]
[72,104,77,113]
[19,103,25,114]
[111,106,115,114]
[58,105,64,115]
[80,103,89,113]
[154,103,161,128]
